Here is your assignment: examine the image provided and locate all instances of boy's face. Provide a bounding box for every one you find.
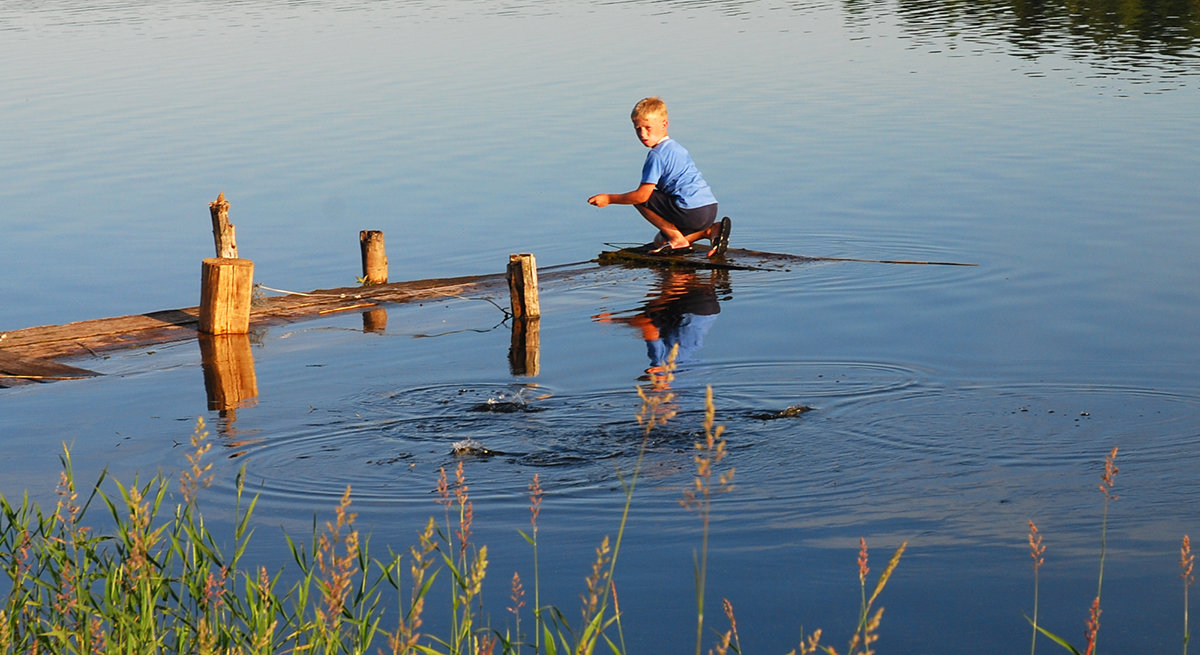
[632,115,669,148]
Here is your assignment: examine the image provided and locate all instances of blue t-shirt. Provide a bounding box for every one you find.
[640,138,717,210]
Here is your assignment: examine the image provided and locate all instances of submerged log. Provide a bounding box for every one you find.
[598,245,976,270]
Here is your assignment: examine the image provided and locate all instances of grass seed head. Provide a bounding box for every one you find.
[1183,534,1195,584]
[1028,520,1046,570]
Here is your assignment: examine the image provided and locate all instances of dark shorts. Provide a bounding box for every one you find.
[640,189,718,234]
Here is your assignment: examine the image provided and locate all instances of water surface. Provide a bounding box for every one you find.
[2,1,1200,652]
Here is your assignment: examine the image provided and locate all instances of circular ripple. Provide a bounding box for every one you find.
[222,381,703,507]
[830,381,1200,460]
[210,361,1200,554]
[707,378,1200,548]
[705,359,928,405]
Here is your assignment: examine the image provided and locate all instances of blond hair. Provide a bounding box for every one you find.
[631,96,668,122]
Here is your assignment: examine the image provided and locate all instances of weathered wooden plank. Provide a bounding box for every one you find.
[1,310,202,361]
[0,271,518,365]
[0,350,100,387]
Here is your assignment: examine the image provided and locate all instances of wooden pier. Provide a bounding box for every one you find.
[1,194,972,391]
[0,271,519,388]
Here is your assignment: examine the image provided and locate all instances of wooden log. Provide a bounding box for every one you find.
[198,333,258,413]
[506,253,540,319]
[199,258,255,335]
[508,317,540,376]
[359,230,388,284]
[209,192,238,259]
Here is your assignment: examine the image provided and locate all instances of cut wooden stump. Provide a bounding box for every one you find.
[359,230,388,284]
[507,253,540,318]
[200,258,255,335]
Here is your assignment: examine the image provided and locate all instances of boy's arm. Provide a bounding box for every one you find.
[588,183,655,207]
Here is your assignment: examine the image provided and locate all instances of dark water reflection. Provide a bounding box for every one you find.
[850,0,1200,77]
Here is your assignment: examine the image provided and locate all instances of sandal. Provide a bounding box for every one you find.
[707,216,731,258]
[649,242,694,256]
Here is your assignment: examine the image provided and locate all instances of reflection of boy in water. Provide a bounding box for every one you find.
[595,269,722,374]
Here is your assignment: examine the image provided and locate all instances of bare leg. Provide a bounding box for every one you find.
[684,222,721,246]
[635,205,690,249]
[636,205,724,251]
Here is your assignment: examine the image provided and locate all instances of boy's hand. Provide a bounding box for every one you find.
[587,194,610,207]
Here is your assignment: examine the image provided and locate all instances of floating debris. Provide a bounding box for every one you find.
[452,438,498,456]
[469,388,545,413]
[367,453,414,465]
[751,404,815,420]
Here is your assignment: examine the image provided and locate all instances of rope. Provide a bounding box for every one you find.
[255,284,350,298]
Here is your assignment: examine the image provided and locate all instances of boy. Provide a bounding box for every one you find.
[588,97,730,257]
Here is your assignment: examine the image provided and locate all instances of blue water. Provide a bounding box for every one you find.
[3,1,1200,653]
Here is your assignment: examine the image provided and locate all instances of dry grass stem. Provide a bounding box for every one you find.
[1028,520,1046,655]
[1184,534,1194,655]
[1084,596,1101,655]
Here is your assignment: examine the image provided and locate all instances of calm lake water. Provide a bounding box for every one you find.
[3,1,1200,652]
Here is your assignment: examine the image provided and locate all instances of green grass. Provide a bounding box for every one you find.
[1,365,920,654]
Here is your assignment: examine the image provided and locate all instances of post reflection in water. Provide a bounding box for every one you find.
[509,317,541,377]
[594,268,729,376]
[198,333,259,423]
[362,307,388,333]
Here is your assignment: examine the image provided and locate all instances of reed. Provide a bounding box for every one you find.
[680,385,735,655]
[1025,449,1122,655]
[1029,520,1046,655]
[1023,447,1192,655]
[515,473,543,654]
[1183,535,1194,655]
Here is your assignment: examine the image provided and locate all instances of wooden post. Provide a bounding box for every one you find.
[508,317,541,376]
[359,230,388,284]
[198,333,259,413]
[507,253,540,319]
[209,192,237,258]
[199,258,254,335]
